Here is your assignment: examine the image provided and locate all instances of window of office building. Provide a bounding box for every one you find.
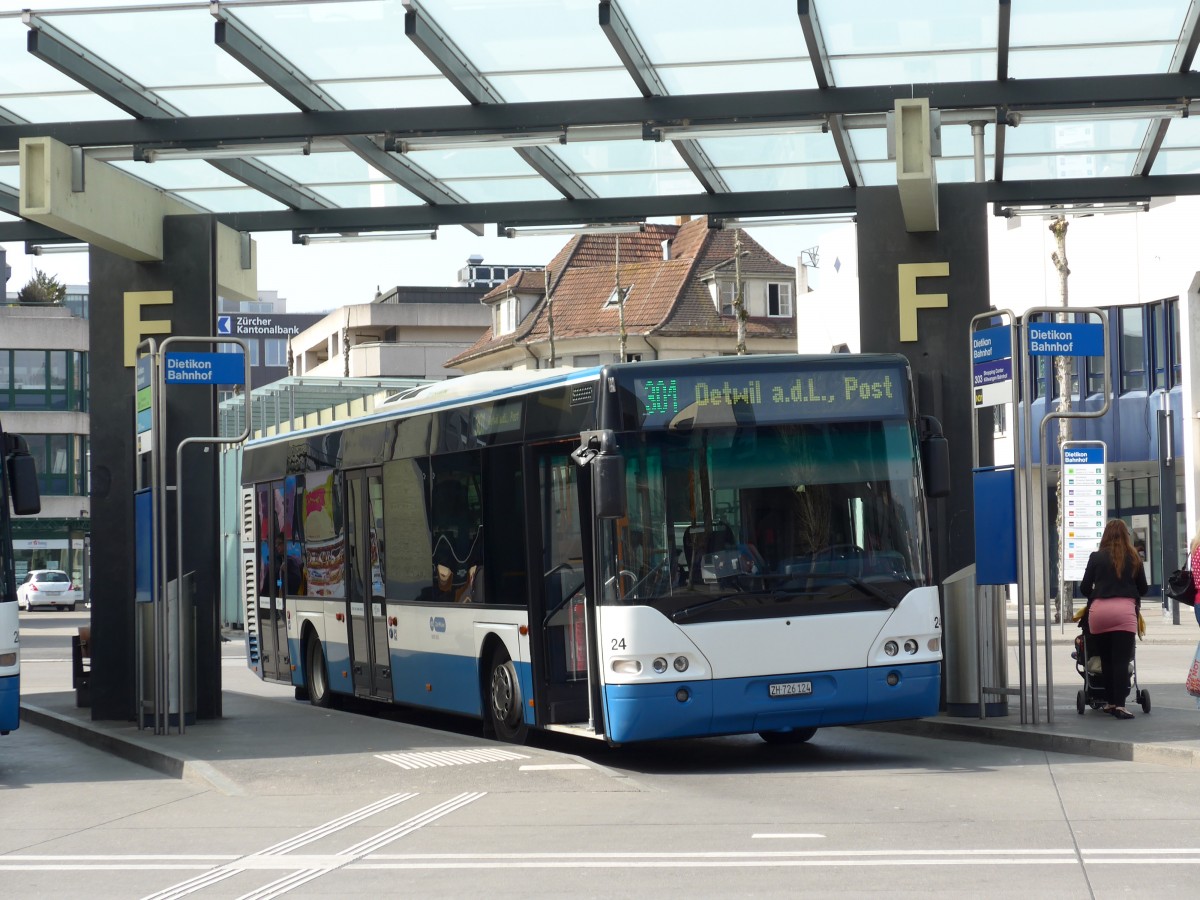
[264,338,287,367]
[0,349,87,412]
[22,433,87,496]
[1119,307,1145,392]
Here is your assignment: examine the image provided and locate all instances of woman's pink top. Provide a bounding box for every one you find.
[1191,545,1200,592]
[1089,596,1137,634]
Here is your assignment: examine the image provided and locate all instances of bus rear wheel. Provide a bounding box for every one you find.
[758,728,817,745]
[306,637,332,708]
[488,650,528,744]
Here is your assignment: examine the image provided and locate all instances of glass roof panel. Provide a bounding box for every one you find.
[1009,0,1184,46]
[848,128,888,164]
[620,0,807,65]
[157,86,300,118]
[832,51,994,86]
[549,141,688,175]
[258,151,397,185]
[1153,148,1200,175]
[442,177,564,203]
[0,18,99,95]
[720,164,849,192]
[696,134,840,168]
[110,159,245,191]
[1009,45,1173,80]
[488,70,640,103]
[172,188,289,214]
[0,210,18,224]
[656,61,818,95]
[1160,116,1200,148]
[231,1,439,81]
[0,168,18,188]
[310,182,425,207]
[1004,121,1152,155]
[421,0,622,73]
[1004,152,1138,180]
[403,148,540,180]
[579,171,705,197]
[317,78,468,109]
[39,9,254,90]
[820,1,997,55]
[0,93,133,123]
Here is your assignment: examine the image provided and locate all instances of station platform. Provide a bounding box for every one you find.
[18,610,1200,788]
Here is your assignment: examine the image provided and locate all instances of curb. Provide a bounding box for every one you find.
[862,718,1200,768]
[19,703,241,792]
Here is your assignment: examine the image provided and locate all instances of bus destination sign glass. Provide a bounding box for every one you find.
[632,366,908,428]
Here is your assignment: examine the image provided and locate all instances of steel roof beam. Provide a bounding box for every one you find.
[599,0,727,194]
[24,15,330,211]
[9,73,1200,152]
[0,182,19,216]
[213,14,470,212]
[1135,0,1200,175]
[997,0,1011,81]
[797,0,861,187]
[404,2,594,200]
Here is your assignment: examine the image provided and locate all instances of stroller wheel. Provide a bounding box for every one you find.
[1076,690,1085,715]
[1138,689,1151,714]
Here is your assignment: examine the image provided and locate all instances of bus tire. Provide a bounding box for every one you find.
[487,649,528,744]
[306,637,332,708]
[758,728,817,745]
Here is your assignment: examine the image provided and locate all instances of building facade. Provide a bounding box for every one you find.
[447,219,799,374]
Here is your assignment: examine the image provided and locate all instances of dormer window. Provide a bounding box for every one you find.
[492,296,520,336]
[604,285,631,308]
[710,280,736,316]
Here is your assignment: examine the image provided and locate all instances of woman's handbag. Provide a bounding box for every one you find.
[1187,642,1200,698]
[1166,568,1197,607]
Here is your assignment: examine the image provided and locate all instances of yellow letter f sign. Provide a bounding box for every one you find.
[123,290,173,367]
[897,262,949,342]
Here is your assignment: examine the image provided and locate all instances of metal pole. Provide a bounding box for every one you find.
[971,121,986,183]
[1020,316,1038,724]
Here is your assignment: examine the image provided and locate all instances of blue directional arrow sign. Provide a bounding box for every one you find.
[163,352,245,385]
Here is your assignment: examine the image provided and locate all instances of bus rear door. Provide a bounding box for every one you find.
[344,468,392,701]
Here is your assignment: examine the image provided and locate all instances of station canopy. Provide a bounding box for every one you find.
[5,0,1200,245]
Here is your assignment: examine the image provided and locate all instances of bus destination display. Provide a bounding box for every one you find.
[633,367,908,427]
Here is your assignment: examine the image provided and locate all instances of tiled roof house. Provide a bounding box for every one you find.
[445,218,799,374]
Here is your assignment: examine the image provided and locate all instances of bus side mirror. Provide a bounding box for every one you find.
[593,453,627,519]
[574,429,627,519]
[919,416,950,500]
[6,445,41,516]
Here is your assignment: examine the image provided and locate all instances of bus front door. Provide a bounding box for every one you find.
[535,447,592,725]
[344,469,393,701]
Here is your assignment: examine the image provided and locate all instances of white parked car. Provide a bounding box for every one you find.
[17,570,80,611]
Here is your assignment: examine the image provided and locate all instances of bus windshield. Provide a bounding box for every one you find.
[599,420,928,623]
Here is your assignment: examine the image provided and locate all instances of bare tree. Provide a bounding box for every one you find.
[615,235,628,361]
[545,266,556,368]
[733,229,748,355]
[1050,215,1072,622]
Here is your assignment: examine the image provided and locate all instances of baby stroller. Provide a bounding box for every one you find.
[1072,629,1151,714]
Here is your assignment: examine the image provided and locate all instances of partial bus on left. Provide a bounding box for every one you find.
[1,420,43,735]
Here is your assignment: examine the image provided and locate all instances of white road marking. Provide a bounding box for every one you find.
[375,748,529,769]
[518,763,590,771]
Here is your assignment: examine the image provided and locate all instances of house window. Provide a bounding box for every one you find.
[494,298,520,336]
[767,282,793,318]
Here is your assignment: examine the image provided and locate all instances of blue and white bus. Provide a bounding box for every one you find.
[1,420,42,735]
[241,354,949,745]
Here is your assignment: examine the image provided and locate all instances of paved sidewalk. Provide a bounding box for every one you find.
[18,608,1200,789]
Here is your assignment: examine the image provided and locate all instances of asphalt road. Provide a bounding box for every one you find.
[5,608,1200,899]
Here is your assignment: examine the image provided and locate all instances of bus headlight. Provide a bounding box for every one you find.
[673,656,689,672]
[0,652,16,667]
[652,657,668,673]
[884,640,899,656]
[612,659,642,675]
[904,639,919,655]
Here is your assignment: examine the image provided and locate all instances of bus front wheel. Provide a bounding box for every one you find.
[488,650,528,744]
[306,637,332,708]
[758,728,817,745]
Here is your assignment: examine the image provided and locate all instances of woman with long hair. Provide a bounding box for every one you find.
[1079,519,1148,719]
[1190,532,1200,629]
